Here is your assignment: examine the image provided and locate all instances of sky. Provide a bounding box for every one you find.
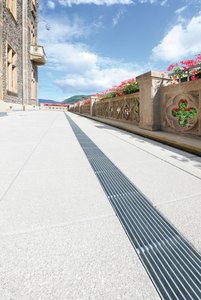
[38,0,201,101]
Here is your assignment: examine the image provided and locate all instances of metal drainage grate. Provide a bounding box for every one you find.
[65,113,201,300]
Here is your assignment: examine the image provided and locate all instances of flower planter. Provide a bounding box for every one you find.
[180,77,188,82]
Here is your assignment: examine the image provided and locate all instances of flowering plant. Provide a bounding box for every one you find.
[167,54,201,81]
[82,98,91,105]
[96,78,139,99]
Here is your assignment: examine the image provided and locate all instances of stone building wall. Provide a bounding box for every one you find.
[0,0,42,107]
[28,0,38,105]
[2,0,23,104]
[0,1,3,102]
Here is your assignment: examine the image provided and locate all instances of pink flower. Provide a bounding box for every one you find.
[168,64,174,72]
[192,69,198,75]
[181,59,197,67]
[191,75,197,81]
[167,63,178,72]
[196,54,201,62]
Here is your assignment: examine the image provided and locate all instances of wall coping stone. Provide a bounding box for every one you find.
[136,71,170,81]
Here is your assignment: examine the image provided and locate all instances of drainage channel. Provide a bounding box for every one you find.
[65,113,201,300]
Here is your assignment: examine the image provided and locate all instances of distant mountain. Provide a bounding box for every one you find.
[62,95,91,104]
[38,99,59,105]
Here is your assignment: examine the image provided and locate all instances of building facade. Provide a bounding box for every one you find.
[41,103,69,111]
[0,0,45,110]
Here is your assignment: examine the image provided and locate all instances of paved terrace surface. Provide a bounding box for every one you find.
[0,110,201,300]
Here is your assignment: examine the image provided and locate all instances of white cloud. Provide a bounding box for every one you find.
[58,0,133,6]
[138,0,168,4]
[175,6,187,14]
[55,67,140,94]
[47,0,55,9]
[160,0,167,6]
[112,8,126,27]
[45,43,98,73]
[46,40,144,93]
[56,0,169,7]
[39,16,88,43]
[93,16,105,29]
[151,13,201,62]
[138,0,157,4]
[39,16,145,95]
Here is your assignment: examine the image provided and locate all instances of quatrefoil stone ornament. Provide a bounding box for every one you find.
[171,99,198,127]
[165,94,199,132]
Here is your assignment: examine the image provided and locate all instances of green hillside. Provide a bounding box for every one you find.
[62,95,91,104]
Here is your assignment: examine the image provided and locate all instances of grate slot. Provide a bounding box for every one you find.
[65,113,201,300]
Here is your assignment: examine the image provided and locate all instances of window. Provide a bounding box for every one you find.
[7,44,17,94]
[30,20,36,45]
[7,0,17,19]
[31,65,37,99]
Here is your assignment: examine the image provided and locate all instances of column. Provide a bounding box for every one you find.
[136,71,170,131]
[90,96,98,117]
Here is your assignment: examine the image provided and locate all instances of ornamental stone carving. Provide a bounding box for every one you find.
[164,93,199,132]
[95,94,140,125]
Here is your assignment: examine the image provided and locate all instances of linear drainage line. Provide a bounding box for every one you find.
[84,147,201,268]
[65,114,199,262]
[65,113,201,300]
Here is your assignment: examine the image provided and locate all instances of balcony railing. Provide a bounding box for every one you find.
[30,45,46,65]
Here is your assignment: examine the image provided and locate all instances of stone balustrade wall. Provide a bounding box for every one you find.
[95,93,140,125]
[80,103,90,115]
[70,71,201,137]
[74,105,80,113]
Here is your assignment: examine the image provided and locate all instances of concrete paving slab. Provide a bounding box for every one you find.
[93,122,195,157]
[0,216,160,300]
[0,172,17,198]
[0,112,61,174]
[0,149,35,173]
[18,114,91,172]
[0,168,115,234]
[108,158,201,205]
[69,113,201,205]
[156,194,201,252]
[99,124,201,179]
[86,114,201,155]
[73,116,201,179]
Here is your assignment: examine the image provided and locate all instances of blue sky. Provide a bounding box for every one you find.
[38,0,201,101]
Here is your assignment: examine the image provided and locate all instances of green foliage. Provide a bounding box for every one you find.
[122,81,139,95]
[172,100,197,127]
[63,95,92,104]
[96,78,139,100]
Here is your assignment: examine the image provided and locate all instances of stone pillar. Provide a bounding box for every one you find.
[136,71,170,131]
[79,102,82,114]
[90,96,98,116]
